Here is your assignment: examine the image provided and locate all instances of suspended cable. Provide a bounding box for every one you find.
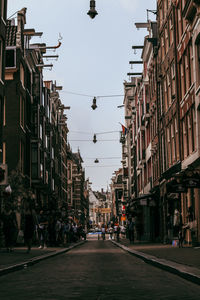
[69,130,119,135]
[60,91,93,97]
[84,157,121,159]
[69,131,92,134]
[8,10,19,19]
[96,131,119,135]
[60,90,123,98]
[96,95,124,98]
[84,165,121,168]
[68,139,119,142]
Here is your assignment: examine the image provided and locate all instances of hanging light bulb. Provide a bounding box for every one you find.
[93,134,97,143]
[87,0,98,19]
[91,97,97,110]
[94,158,99,163]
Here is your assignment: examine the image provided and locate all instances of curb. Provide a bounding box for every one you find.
[0,241,86,277]
[111,240,200,286]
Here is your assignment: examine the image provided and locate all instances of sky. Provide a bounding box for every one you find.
[8,0,156,191]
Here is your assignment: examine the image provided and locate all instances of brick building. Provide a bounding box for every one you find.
[0,0,7,181]
[122,0,200,244]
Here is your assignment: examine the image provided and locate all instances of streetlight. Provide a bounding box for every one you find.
[87,0,98,19]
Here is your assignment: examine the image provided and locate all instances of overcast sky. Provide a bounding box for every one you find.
[8,0,156,191]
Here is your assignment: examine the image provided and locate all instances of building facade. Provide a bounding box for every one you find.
[122,0,200,245]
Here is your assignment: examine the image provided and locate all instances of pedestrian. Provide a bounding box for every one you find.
[72,223,78,242]
[22,198,36,253]
[114,223,119,240]
[109,226,114,240]
[128,219,135,244]
[116,225,120,242]
[178,228,184,248]
[37,210,48,249]
[63,221,71,245]
[47,211,56,246]
[55,216,62,246]
[101,224,106,240]
[1,203,18,252]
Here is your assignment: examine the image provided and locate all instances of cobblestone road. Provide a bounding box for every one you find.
[0,239,200,300]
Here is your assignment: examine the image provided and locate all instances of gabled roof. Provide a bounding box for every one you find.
[6,20,17,47]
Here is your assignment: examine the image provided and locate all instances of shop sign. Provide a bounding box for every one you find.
[167,182,187,193]
[183,177,200,188]
[140,199,147,206]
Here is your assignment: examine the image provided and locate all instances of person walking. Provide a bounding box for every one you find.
[101,224,106,240]
[128,218,135,244]
[1,203,18,252]
[37,210,48,249]
[22,199,36,253]
[109,226,114,240]
[116,224,120,242]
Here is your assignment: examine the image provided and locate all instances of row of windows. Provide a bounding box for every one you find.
[179,42,194,100]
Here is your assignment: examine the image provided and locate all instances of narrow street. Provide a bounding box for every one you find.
[1,237,200,300]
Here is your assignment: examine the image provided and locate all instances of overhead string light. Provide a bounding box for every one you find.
[60,90,124,110]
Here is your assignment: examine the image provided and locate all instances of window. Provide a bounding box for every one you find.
[175,118,180,161]
[184,51,191,91]
[52,147,54,159]
[177,6,182,43]
[40,163,43,179]
[196,37,200,87]
[20,63,24,87]
[19,141,25,174]
[161,35,165,61]
[40,124,43,140]
[5,48,16,68]
[167,126,172,167]
[167,71,171,106]
[20,95,25,129]
[31,144,38,178]
[182,116,189,159]
[189,43,194,85]
[3,142,6,164]
[0,39,3,80]
[0,0,5,20]
[192,106,197,152]
[3,96,5,126]
[171,122,175,163]
[165,25,169,53]
[180,58,186,99]
[171,62,175,99]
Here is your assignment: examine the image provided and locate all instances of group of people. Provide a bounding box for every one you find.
[99,223,126,242]
[98,219,135,244]
[0,200,86,253]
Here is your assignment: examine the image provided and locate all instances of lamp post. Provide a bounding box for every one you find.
[87,0,98,19]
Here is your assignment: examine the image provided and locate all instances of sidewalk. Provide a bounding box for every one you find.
[111,237,200,285]
[0,241,85,276]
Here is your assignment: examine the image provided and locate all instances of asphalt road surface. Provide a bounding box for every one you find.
[1,238,200,300]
